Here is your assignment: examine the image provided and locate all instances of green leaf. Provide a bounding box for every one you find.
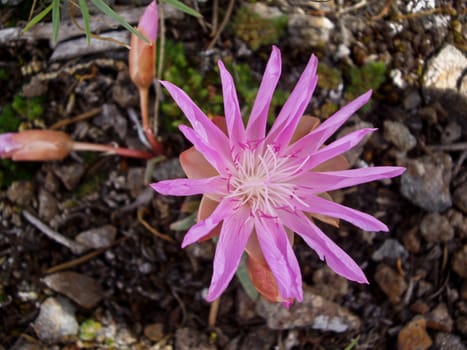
[22,3,53,33]
[344,336,360,350]
[236,255,259,301]
[52,0,61,43]
[79,0,92,44]
[90,0,149,43]
[162,0,202,18]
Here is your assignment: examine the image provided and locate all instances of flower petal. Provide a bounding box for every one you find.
[206,206,253,301]
[150,176,226,196]
[161,80,231,159]
[279,209,368,283]
[255,217,303,301]
[181,198,238,248]
[197,196,222,241]
[218,61,246,146]
[180,147,218,179]
[246,46,282,141]
[288,90,372,155]
[267,54,318,149]
[294,193,389,232]
[295,166,406,193]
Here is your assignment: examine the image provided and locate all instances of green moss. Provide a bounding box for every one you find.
[317,63,342,90]
[0,105,21,133]
[77,175,105,197]
[0,159,37,189]
[0,68,9,81]
[231,5,288,50]
[79,319,102,341]
[12,95,45,121]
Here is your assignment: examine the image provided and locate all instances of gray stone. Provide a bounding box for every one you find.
[75,225,117,250]
[33,297,79,343]
[453,181,467,215]
[256,287,360,332]
[43,271,103,309]
[311,266,349,301]
[94,104,128,140]
[383,120,417,152]
[452,245,467,279]
[434,333,466,350]
[38,189,58,222]
[288,14,334,48]
[53,163,85,190]
[426,303,453,332]
[403,90,422,110]
[374,264,407,304]
[7,181,34,206]
[174,327,216,350]
[400,153,452,212]
[420,212,454,243]
[372,239,409,261]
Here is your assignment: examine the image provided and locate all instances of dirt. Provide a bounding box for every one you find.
[0,0,466,349]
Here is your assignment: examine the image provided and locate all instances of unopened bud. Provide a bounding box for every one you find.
[129,1,158,90]
[0,130,73,161]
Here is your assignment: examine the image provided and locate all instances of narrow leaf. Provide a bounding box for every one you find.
[162,0,202,18]
[52,0,61,43]
[79,0,92,44]
[23,3,53,33]
[90,0,149,43]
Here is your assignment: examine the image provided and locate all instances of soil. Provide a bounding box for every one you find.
[0,0,466,349]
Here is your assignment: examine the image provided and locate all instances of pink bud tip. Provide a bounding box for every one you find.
[139,1,158,42]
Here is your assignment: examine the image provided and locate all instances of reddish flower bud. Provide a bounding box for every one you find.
[0,130,73,161]
[129,1,158,90]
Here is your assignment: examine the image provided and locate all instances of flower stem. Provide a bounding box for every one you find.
[139,86,164,155]
[72,141,154,159]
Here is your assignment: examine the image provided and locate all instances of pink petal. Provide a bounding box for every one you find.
[150,176,226,196]
[246,46,282,141]
[206,206,253,301]
[288,90,372,155]
[138,1,158,42]
[218,61,246,146]
[160,80,231,160]
[181,198,238,248]
[255,217,303,301]
[0,133,21,157]
[279,209,368,283]
[295,166,406,192]
[293,193,389,232]
[266,54,318,149]
[298,128,376,171]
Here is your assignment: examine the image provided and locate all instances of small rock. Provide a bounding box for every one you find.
[33,297,79,343]
[43,271,103,309]
[452,245,467,279]
[426,303,453,332]
[127,167,146,198]
[53,163,85,190]
[94,104,128,140]
[236,288,259,322]
[446,209,467,239]
[7,181,34,206]
[374,264,407,304]
[420,212,454,243]
[112,71,138,109]
[152,158,186,181]
[239,326,275,350]
[410,300,430,314]
[403,90,422,110]
[434,333,466,350]
[457,315,467,335]
[311,266,349,301]
[402,228,421,253]
[372,239,409,261]
[383,120,417,152]
[453,181,467,215]
[144,323,164,342]
[397,317,432,350]
[9,338,42,350]
[38,189,58,222]
[288,14,334,48]
[75,225,117,250]
[400,153,452,212]
[174,327,216,350]
[441,121,462,144]
[256,287,360,332]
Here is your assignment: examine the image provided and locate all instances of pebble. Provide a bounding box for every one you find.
[457,315,467,335]
[374,264,407,304]
[75,225,117,250]
[43,271,103,309]
[311,266,349,301]
[403,90,422,110]
[53,163,85,190]
[33,296,79,343]
[383,120,417,152]
[452,245,467,279]
[441,121,462,144]
[420,212,454,243]
[256,287,360,332]
[7,181,34,206]
[9,339,41,350]
[144,323,165,342]
[236,288,259,322]
[426,303,453,332]
[397,317,432,350]
[434,333,466,350]
[127,167,146,198]
[372,238,409,261]
[38,189,58,221]
[447,209,467,239]
[402,228,421,253]
[288,13,334,48]
[174,327,216,350]
[238,326,275,350]
[400,153,452,212]
[94,104,128,140]
[453,181,467,215]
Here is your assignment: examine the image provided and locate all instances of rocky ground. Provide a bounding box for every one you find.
[0,0,466,349]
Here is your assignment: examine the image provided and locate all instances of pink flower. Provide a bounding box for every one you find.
[151,46,405,304]
[0,130,73,161]
[129,1,158,90]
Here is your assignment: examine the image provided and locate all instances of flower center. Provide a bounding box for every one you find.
[227,145,305,215]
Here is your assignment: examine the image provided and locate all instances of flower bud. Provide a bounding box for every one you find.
[129,1,158,90]
[0,130,73,161]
